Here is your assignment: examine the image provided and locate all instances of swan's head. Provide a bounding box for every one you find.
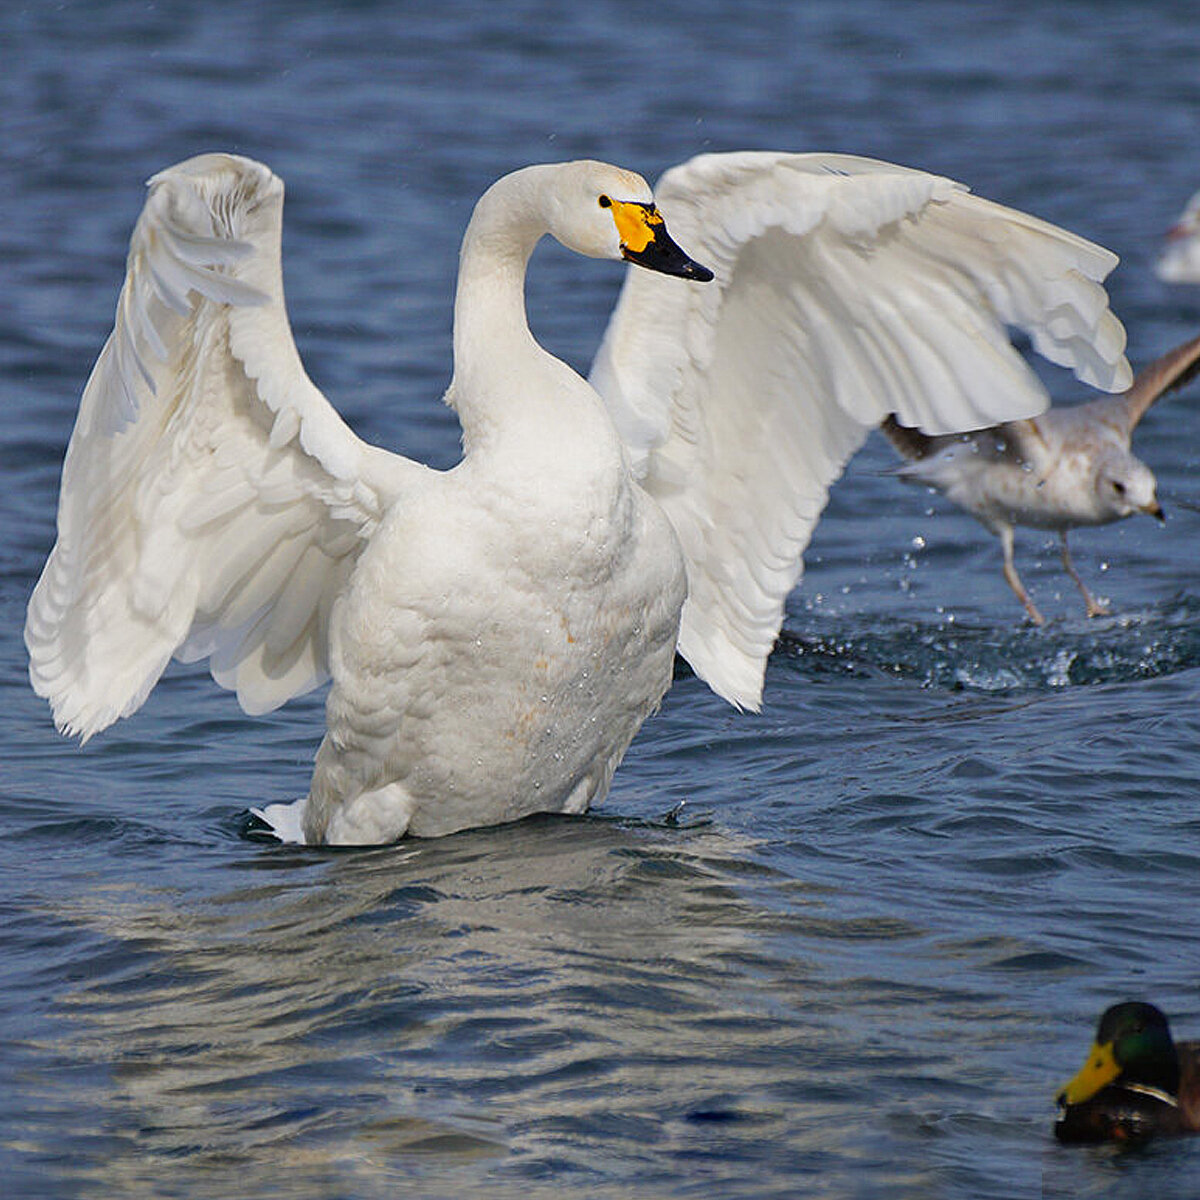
[547,161,713,282]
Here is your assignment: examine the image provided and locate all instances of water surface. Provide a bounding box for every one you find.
[4,3,1200,1197]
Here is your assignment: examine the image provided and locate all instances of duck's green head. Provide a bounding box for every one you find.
[1058,1002,1180,1107]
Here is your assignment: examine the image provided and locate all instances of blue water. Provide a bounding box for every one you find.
[4,2,1200,1196]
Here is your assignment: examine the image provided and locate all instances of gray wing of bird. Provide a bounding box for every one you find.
[1109,330,1200,433]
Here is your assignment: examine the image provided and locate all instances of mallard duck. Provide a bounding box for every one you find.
[25,152,1131,844]
[1055,1001,1200,1143]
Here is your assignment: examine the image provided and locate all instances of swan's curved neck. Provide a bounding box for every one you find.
[448,166,592,450]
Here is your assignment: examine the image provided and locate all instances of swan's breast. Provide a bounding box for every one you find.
[312,463,686,838]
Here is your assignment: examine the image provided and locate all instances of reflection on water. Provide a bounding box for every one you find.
[22,816,1026,1197]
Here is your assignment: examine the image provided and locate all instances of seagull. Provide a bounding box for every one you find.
[882,332,1200,624]
[1156,189,1200,284]
[25,151,1131,843]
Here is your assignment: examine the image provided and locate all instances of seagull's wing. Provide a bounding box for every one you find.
[25,154,428,741]
[881,414,1045,471]
[1104,329,1200,433]
[590,151,1131,709]
[879,414,945,462]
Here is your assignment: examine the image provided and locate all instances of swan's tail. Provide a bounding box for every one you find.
[249,797,309,844]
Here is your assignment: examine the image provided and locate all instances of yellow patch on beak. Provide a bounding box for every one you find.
[609,200,665,254]
[1058,1040,1122,1106]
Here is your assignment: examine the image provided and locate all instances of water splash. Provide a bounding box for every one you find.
[777,593,1200,693]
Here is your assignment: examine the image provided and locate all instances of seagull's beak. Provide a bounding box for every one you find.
[1144,499,1166,522]
[609,199,714,282]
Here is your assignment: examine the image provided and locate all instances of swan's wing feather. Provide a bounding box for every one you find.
[590,151,1131,709]
[26,153,425,741]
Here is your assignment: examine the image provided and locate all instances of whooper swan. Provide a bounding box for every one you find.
[26,152,1131,843]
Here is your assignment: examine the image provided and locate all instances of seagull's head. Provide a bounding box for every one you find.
[1096,454,1163,522]
[547,161,713,282]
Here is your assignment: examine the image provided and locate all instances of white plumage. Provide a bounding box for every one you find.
[1156,189,1200,284]
[593,153,1130,702]
[26,151,1131,843]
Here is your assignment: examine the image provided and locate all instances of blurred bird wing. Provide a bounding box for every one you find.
[590,151,1131,709]
[25,154,428,741]
[1107,329,1200,433]
[986,417,1054,469]
[883,414,1045,484]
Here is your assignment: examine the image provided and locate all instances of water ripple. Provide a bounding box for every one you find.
[6,3,1200,1198]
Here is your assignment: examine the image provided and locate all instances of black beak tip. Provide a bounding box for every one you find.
[621,241,714,283]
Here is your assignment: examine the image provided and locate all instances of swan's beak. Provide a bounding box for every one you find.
[610,200,714,282]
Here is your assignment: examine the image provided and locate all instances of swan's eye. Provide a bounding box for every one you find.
[598,194,612,209]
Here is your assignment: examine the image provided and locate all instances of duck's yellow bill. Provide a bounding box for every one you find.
[1057,1040,1121,1106]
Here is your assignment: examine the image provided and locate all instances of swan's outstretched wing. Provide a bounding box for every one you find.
[590,151,1131,709]
[26,154,426,741]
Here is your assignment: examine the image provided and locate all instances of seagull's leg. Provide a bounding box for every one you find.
[1060,532,1108,617]
[999,525,1044,625]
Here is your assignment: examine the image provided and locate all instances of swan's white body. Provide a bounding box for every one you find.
[26,151,1132,843]
[1157,189,1200,284]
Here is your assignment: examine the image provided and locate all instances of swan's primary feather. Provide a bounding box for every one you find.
[25,154,429,741]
